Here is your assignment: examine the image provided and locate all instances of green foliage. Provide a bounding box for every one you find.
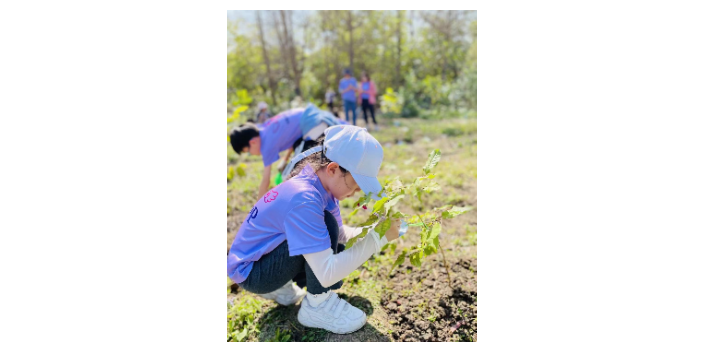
[227,296,264,342]
[380,88,402,116]
[227,166,235,182]
[267,328,292,342]
[227,12,476,114]
[227,102,250,215]
[345,148,470,273]
[423,149,441,175]
[442,206,473,219]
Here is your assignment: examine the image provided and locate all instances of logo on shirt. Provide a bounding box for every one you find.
[246,207,258,224]
[264,190,279,203]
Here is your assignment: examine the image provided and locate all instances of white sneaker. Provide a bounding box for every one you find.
[258,281,306,306]
[297,291,367,334]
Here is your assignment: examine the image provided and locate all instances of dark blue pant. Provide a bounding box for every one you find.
[239,210,345,295]
[343,100,357,126]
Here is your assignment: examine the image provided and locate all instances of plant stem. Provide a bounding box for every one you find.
[438,241,453,289]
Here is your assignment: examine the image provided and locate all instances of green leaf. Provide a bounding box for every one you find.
[345,227,369,249]
[425,234,439,254]
[441,206,474,219]
[418,215,430,231]
[235,105,248,114]
[391,211,406,219]
[375,218,392,238]
[423,149,441,175]
[384,195,405,214]
[387,177,403,192]
[391,249,407,271]
[389,242,398,255]
[234,328,247,341]
[345,235,358,249]
[348,207,359,218]
[409,252,422,267]
[351,192,374,210]
[412,176,424,188]
[428,223,441,242]
[357,214,378,227]
[420,227,429,244]
[236,163,246,177]
[372,197,389,214]
[423,182,441,193]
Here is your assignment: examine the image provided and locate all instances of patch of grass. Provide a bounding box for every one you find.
[301,328,329,342]
[227,294,264,342]
[465,225,477,246]
[267,328,292,342]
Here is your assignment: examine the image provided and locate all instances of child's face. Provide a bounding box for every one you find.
[323,163,361,200]
[244,137,261,155]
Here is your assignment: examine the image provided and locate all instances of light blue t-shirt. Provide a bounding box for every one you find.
[338,77,357,102]
[258,108,305,167]
[361,82,370,99]
[227,164,343,283]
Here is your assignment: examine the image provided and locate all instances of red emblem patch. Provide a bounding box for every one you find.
[264,190,279,203]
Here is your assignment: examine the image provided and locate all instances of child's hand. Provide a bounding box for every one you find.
[384,218,403,242]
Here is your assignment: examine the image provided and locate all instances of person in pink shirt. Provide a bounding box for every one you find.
[357,72,379,131]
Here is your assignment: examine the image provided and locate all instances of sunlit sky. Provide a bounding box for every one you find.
[227,10,476,33]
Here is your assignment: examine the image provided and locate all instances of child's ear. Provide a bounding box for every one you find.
[327,162,338,176]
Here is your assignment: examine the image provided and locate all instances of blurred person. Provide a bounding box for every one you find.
[338,68,358,126]
[291,96,305,109]
[256,102,270,124]
[228,125,402,334]
[325,88,335,112]
[357,73,379,131]
[230,104,346,199]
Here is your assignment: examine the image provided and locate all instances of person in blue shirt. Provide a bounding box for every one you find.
[228,125,402,334]
[229,104,347,199]
[338,68,358,126]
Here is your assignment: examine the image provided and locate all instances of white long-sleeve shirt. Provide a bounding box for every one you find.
[303,228,388,288]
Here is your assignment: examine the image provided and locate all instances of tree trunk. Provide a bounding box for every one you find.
[321,11,330,89]
[256,11,277,106]
[347,10,354,70]
[280,11,301,97]
[272,12,291,90]
[396,10,402,88]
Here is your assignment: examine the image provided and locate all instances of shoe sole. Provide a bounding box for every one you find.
[281,290,307,306]
[297,311,367,334]
[260,288,307,306]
